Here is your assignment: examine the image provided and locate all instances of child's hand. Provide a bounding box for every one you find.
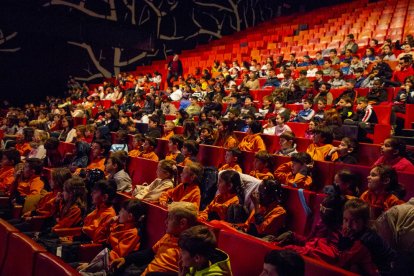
[77,263,89,271]
[159,201,168,208]
[328,147,339,156]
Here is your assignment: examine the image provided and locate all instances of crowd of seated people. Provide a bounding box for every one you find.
[1,32,414,275]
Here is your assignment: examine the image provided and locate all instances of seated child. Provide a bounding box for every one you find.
[165,135,185,163]
[261,250,305,276]
[306,126,336,161]
[330,169,360,200]
[373,137,414,172]
[249,151,274,180]
[15,158,45,201]
[314,83,333,105]
[304,119,318,139]
[238,121,266,152]
[218,147,243,173]
[274,152,313,190]
[52,176,87,232]
[275,131,298,157]
[290,99,315,123]
[179,140,199,166]
[344,97,378,142]
[0,149,21,195]
[139,136,159,161]
[12,168,72,232]
[162,120,176,140]
[110,130,129,153]
[145,115,162,138]
[178,225,232,275]
[159,162,203,209]
[338,199,394,275]
[196,124,215,145]
[66,141,90,173]
[128,134,145,158]
[325,137,358,164]
[244,179,287,237]
[111,202,198,275]
[199,170,242,221]
[333,79,356,105]
[273,112,292,136]
[78,199,146,273]
[105,152,132,193]
[313,97,327,122]
[82,180,117,243]
[83,139,110,172]
[366,79,387,105]
[336,96,354,121]
[360,165,404,220]
[15,127,34,158]
[133,159,176,202]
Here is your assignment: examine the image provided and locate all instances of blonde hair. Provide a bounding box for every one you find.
[168,202,198,226]
[34,129,50,144]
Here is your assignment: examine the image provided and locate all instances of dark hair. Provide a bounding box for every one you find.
[25,158,43,175]
[44,137,60,150]
[178,225,216,258]
[144,136,158,148]
[116,130,129,144]
[342,137,359,154]
[169,135,184,149]
[255,150,274,171]
[92,180,117,206]
[372,165,403,195]
[183,140,199,156]
[264,250,305,276]
[291,152,312,165]
[385,137,408,158]
[260,179,287,205]
[2,149,20,165]
[314,126,334,144]
[51,168,72,191]
[343,198,370,225]
[220,170,244,204]
[335,169,359,197]
[249,121,263,134]
[280,131,295,142]
[121,199,146,227]
[92,139,111,157]
[320,194,346,228]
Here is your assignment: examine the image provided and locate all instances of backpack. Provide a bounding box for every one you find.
[200,166,218,210]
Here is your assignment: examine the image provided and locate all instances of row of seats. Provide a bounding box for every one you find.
[0,219,79,276]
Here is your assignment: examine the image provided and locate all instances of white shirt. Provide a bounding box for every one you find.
[170,89,183,101]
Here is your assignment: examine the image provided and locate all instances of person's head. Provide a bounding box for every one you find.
[302,98,312,110]
[91,179,117,207]
[50,167,72,191]
[317,193,346,230]
[337,96,353,108]
[261,250,305,276]
[181,162,204,184]
[367,165,399,194]
[23,158,43,179]
[62,176,87,211]
[143,136,157,153]
[337,137,358,157]
[258,179,286,207]
[243,113,255,126]
[380,137,407,160]
[248,120,263,134]
[199,124,213,139]
[115,130,128,144]
[118,199,146,226]
[254,150,273,172]
[218,170,243,200]
[91,139,110,159]
[342,199,370,237]
[399,56,411,68]
[178,225,217,270]
[329,49,337,59]
[291,152,312,175]
[334,169,359,197]
[333,69,343,79]
[262,95,273,107]
[132,134,145,150]
[0,148,20,168]
[227,108,240,120]
[148,115,160,128]
[316,97,327,111]
[157,159,178,181]
[244,96,253,106]
[365,47,375,57]
[169,135,184,152]
[181,140,199,158]
[105,108,118,120]
[105,153,125,174]
[279,131,295,150]
[275,112,289,126]
[166,202,198,236]
[312,126,333,144]
[75,125,87,139]
[224,147,242,165]
[403,43,412,53]
[323,59,332,69]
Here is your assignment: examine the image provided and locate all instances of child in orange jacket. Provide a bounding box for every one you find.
[249,150,274,180]
[238,121,266,152]
[161,120,175,140]
[218,147,243,173]
[179,140,199,166]
[159,162,203,209]
[0,148,21,194]
[82,180,117,243]
[306,126,337,162]
[165,135,185,163]
[138,136,159,161]
[199,170,242,221]
[16,158,45,198]
[360,165,404,219]
[52,176,87,232]
[128,134,145,158]
[274,152,313,190]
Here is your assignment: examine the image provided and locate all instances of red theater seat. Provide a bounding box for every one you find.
[34,252,79,276]
[197,145,226,167]
[128,157,159,187]
[155,138,169,160]
[286,122,309,138]
[398,172,414,201]
[1,232,47,276]
[0,219,19,270]
[333,163,371,192]
[58,142,75,158]
[142,201,168,248]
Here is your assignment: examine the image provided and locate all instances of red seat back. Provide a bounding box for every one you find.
[286,122,309,138]
[197,145,226,167]
[296,137,313,152]
[1,232,46,276]
[34,252,79,276]
[128,157,159,186]
[333,163,371,193]
[372,105,391,125]
[304,255,359,276]
[283,186,315,236]
[357,143,381,166]
[261,134,280,153]
[58,142,75,158]
[313,161,335,191]
[241,150,256,174]
[398,172,414,201]
[143,202,168,248]
[217,230,274,276]
[0,219,19,271]
[155,138,169,160]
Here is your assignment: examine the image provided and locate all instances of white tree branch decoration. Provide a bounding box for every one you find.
[0,30,21,53]
[142,0,167,38]
[185,9,224,40]
[43,0,118,21]
[194,0,240,31]
[123,0,136,25]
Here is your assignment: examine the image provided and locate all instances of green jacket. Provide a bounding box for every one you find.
[187,249,232,276]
